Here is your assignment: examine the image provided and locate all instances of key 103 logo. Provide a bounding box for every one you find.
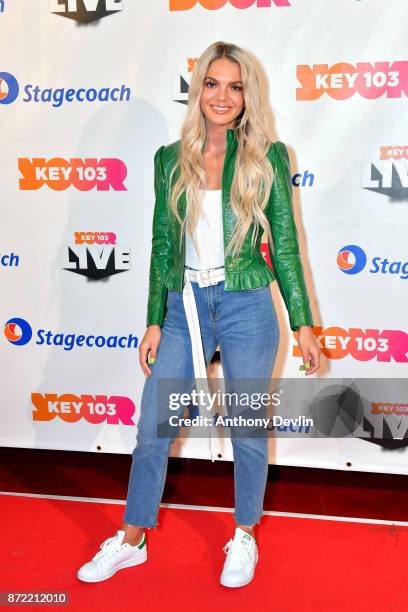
[297,61,407,100]
[293,326,408,363]
[169,0,291,10]
[32,393,135,424]
[18,158,127,191]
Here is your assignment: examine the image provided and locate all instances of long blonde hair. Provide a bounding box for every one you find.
[169,41,275,259]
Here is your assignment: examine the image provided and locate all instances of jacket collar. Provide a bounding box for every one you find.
[226,127,238,149]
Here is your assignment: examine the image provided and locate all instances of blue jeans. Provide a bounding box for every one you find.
[123,279,280,528]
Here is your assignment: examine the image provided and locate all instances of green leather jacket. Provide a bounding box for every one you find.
[146,128,313,331]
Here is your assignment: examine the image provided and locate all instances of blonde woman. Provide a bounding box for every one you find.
[77,41,320,588]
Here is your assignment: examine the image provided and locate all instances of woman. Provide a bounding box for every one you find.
[77,41,320,588]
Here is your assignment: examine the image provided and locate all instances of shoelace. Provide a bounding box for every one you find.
[222,537,253,569]
[93,534,122,562]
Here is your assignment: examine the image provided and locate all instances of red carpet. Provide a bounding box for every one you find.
[0,493,406,611]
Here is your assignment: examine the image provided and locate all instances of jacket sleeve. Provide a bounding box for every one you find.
[146,145,172,327]
[266,141,314,331]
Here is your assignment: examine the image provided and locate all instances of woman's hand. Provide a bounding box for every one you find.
[296,325,320,375]
[139,325,162,376]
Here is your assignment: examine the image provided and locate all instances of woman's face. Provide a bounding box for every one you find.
[200,58,245,131]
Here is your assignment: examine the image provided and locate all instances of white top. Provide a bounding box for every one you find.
[185,189,224,270]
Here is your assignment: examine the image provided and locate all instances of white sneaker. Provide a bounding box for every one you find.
[77,529,147,583]
[220,527,258,588]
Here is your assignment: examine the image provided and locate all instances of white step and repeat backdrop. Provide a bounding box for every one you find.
[1,0,407,474]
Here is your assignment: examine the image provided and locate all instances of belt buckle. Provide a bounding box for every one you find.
[197,268,218,287]
[196,269,207,287]
[209,269,220,286]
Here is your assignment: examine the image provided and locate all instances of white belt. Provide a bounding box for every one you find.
[182,265,225,463]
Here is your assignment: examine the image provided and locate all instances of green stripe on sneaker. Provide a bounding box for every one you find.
[137,533,146,549]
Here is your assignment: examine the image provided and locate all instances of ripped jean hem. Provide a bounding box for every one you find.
[233,511,263,527]
[122,515,160,531]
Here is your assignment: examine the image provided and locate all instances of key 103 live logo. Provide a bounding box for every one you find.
[61,231,131,280]
[51,0,124,24]
[18,158,127,191]
[361,145,408,200]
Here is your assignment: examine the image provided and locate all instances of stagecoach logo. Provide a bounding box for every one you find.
[337,244,408,281]
[362,146,408,201]
[4,317,138,351]
[0,72,19,105]
[60,231,130,280]
[0,251,19,268]
[50,0,123,24]
[1,73,130,108]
